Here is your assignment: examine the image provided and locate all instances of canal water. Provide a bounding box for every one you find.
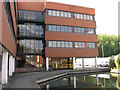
[39,72,120,89]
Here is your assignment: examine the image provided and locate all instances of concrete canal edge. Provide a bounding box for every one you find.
[36,68,110,85]
[2,68,110,88]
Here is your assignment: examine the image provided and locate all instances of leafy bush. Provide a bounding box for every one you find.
[109,57,116,69]
[116,55,120,69]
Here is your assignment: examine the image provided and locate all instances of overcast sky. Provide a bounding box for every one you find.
[47,0,119,36]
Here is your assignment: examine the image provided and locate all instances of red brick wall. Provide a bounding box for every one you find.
[45,48,98,57]
[45,31,97,42]
[46,2,95,15]
[18,1,46,11]
[2,3,16,56]
[45,16,96,28]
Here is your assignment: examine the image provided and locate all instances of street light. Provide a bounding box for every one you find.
[100,43,104,57]
[102,43,104,57]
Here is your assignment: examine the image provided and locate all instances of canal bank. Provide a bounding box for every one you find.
[3,67,110,88]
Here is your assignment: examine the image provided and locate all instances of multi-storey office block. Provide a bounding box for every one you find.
[16,1,98,71]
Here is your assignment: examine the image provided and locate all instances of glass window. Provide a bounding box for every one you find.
[22,25,26,35]
[23,11,27,19]
[53,41,56,47]
[81,42,84,48]
[69,42,72,48]
[68,27,72,32]
[84,14,87,20]
[75,13,77,18]
[61,26,64,32]
[31,40,34,53]
[40,26,43,35]
[81,28,84,33]
[31,25,34,36]
[53,25,56,31]
[39,40,43,51]
[48,25,53,31]
[49,41,52,47]
[61,41,64,47]
[64,26,68,32]
[52,10,56,16]
[88,43,92,48]
[87,15,90,20]
[77,13,80,19]
[35,40,39,52]
[26,24,30,36]
[90,15,93,20]
[92,43,95,48]
[74,27,78,33]
[64,12,67,17]
[75,42,78,48]
[65,42,68,48]
[35,25,39,36]
[48,10,52,16]
[78,42,82,48]
[57,41,61,47]
[31,11,36,20]
[19,10,24,19]
[56,26,60,32]
[60,11,64,17]
[91,29,94,34]
[80,14,83,19]
[19,25,21,35]
[78,27,81,33]
[56,11,60,16]
[26,11,30,19]
[26,40,30,53]
[68,12,71,18]
[87,28,91,34]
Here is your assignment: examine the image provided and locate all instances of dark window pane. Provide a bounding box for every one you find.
[31,25,34,36]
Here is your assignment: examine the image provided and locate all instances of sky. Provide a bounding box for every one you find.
[47,0,120,36]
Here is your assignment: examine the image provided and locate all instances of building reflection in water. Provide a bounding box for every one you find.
[40,73,119,89]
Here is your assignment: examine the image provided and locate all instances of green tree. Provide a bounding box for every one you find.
[109,57,116,69]
[97,34,118,57]
[118,35,120,53]
[116,55,120,69]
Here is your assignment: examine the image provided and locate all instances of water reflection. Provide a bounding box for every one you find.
[39,73,120,89]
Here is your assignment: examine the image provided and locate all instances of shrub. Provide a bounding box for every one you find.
[109,57,116,69]
[116,55,120,69]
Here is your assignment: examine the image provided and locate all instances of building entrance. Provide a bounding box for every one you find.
[16,55,44,72]
[49,57,73,70]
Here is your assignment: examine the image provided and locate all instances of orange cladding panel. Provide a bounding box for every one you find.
[45,16,96,28]
[45,31,97,42]
[18,1,45,11]
[46,2,95,15]
[45,48,98,57]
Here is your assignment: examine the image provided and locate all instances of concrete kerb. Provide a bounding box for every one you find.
[36,68,110,84]
[2,68,110,88]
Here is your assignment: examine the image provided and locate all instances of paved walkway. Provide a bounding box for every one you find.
[3,67,109,88]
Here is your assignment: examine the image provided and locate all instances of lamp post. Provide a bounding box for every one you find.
[102,43,104,57]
